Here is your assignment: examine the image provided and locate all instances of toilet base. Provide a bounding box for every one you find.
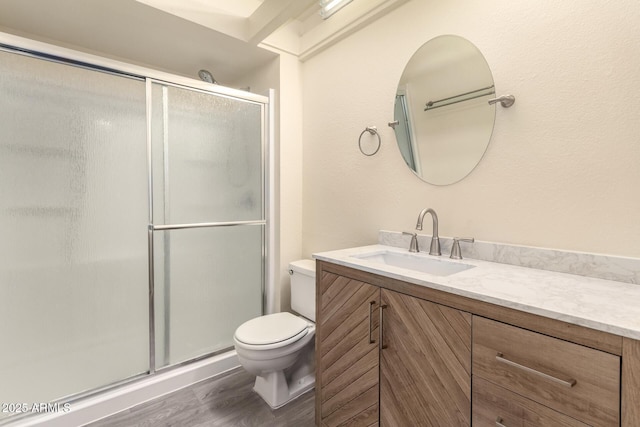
[253,370,315,409]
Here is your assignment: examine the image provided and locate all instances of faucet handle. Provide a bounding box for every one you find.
[402,231,419,253]
[450,237,474,259]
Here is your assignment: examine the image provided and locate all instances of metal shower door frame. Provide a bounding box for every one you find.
[145,77,270,373]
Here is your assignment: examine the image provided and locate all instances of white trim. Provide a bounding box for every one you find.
[298,0,409,61]
[247,0,317,45]
[266,88,278,314]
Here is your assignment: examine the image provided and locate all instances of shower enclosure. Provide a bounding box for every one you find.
[0,35,270,424]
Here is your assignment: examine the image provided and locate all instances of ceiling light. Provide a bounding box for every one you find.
[319,0,353,20]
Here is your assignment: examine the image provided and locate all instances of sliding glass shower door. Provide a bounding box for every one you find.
[149,82,265,369]
[0,50,149,413]
[0,42,269,422]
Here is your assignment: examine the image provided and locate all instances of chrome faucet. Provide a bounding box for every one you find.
[415,208,441,256]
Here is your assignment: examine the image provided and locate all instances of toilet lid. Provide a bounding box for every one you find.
[235,312,309,346]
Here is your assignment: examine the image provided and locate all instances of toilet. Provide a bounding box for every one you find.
[233,259,316,409]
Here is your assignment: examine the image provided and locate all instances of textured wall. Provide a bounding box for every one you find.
[302,0,640,258]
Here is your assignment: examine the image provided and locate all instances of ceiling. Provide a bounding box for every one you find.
[0,0,408,84]
[134,0,318,45]
[0,0,282,84]
[131,0,410,60]
[137,0,267,18]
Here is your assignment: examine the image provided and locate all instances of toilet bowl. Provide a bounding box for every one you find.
[233,259,316,409]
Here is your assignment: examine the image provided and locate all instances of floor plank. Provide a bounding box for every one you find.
[86,368,315,427]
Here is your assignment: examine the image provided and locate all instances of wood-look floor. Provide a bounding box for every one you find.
[86,368,315,427]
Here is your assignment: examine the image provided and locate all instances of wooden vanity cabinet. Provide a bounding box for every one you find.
[315,260,640,427]
[623,338,640,426]
[472,376,589,427]
[380,289,471,426]
[472,316,620,426]
[316,261,471,427]
[316,269,380,427]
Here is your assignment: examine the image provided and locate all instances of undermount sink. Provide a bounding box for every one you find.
[351,250,475,276]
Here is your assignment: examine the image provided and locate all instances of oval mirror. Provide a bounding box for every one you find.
[393,35,495,185]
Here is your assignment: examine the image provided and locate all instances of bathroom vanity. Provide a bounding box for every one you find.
[313,240,640,427]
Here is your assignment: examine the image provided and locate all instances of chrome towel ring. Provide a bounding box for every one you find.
[359,126,381,156]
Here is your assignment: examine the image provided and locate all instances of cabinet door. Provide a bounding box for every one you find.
[317,270,380,427]
[380,289,471,426]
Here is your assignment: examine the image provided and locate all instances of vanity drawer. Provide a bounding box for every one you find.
[472,376,588,427]
[472,316,620,426]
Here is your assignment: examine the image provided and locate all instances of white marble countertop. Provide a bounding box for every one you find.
[313,244,640,340]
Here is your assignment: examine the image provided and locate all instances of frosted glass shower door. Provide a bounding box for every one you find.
[0,50,149,414]
[150,82,265,368]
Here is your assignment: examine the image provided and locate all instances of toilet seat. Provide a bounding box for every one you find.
[234,312,310,351]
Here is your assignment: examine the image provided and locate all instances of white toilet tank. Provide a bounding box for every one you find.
[289,259,316,322]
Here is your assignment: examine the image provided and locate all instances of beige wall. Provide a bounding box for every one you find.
[301,0,640,258]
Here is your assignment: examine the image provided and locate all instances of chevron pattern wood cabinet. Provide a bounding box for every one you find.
[380,289,471,426]
[316,269,380,426]
[315,259,640,427]
[315,262,471,426]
